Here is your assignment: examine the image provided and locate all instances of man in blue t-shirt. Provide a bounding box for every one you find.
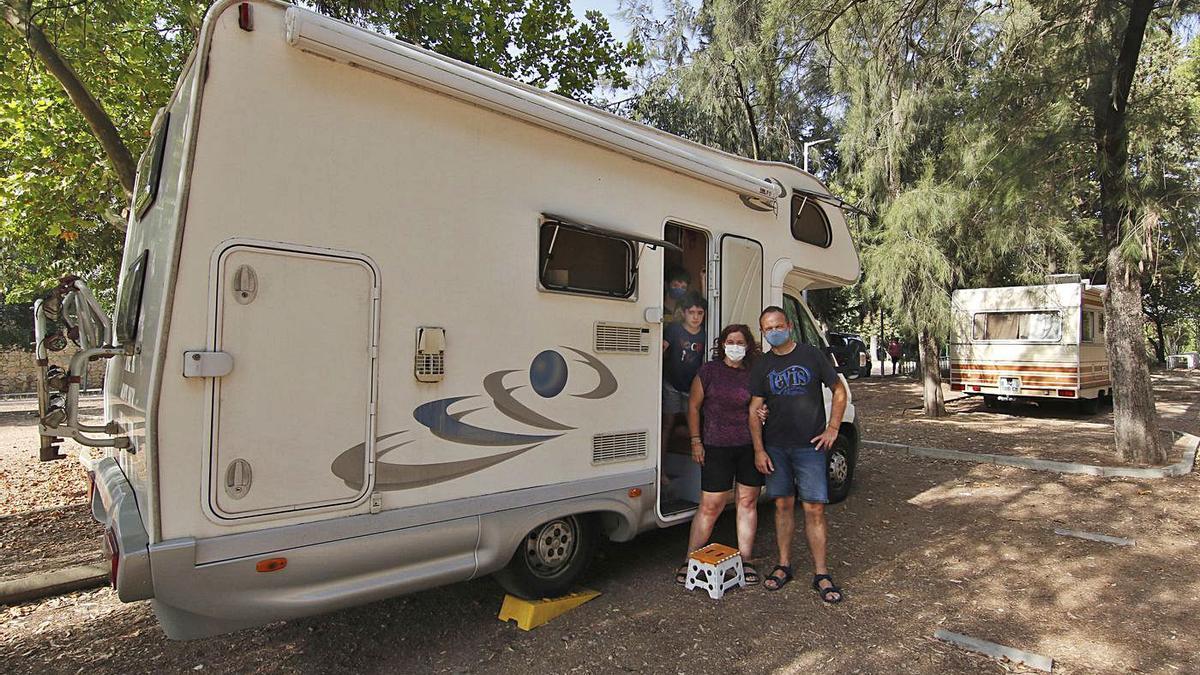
[749,305,848,603]
[661,293,707,454]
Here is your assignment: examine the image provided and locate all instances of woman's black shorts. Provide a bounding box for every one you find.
[700,444,765,493]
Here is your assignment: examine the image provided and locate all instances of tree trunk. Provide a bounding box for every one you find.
[3,3,136,198]
[918,329,945,417]
[1104,250,1165,464]
[1090,0,1161,464]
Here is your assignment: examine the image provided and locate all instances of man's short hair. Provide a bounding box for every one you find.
[760,305,788,322]
[667,267,690,285]
[681,292,707,312]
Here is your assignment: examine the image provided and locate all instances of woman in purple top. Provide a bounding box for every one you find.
[673,324,764,585]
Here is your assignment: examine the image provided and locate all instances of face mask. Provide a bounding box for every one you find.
[764,328,791,347]
[668,287,687,299]
[724,344,746,362]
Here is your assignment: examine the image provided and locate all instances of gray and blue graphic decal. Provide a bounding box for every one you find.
[331,346,618,491]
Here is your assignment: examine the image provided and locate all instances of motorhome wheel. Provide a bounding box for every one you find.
[494,515,596,599]
[826,437,855,504]
[1076,396,1099,415]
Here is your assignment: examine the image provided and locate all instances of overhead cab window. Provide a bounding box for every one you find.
[538,215,678,300]
[790,192,832,248]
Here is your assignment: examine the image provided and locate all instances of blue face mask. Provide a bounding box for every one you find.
[764,328,791,347]
[668,287,687,299]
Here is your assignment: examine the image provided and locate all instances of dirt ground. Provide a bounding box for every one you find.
[853,371,1199,467]
[1,375,1197,673]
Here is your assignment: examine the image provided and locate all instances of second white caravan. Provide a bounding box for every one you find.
[33,1,864,638]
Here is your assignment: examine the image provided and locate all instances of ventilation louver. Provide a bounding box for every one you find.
[594,322,650,354]
[592,431,648,465]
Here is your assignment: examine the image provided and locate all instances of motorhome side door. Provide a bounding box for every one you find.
[207,242,379,519]
[718,235,764,331]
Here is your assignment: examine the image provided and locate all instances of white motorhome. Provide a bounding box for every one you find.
[949,276,1110,412]
[32,1,863,639]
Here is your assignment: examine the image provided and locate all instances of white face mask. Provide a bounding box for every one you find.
[724,344,747,362]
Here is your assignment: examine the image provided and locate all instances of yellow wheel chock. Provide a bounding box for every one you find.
[497,589,601,631]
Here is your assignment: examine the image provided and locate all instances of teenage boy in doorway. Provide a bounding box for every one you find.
[662,293,707,457]
[749,306,847,603]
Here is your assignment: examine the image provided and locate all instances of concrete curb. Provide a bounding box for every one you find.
[0,564,108,606]
[864,430,1199,479]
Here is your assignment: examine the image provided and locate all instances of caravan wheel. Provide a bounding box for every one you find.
[494,515,596,599]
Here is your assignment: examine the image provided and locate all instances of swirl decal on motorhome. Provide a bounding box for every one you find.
[330,347,618,491]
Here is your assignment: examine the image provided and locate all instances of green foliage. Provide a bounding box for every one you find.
[0,1,198,305]
[1,0,636,310]
[310,0,639,101]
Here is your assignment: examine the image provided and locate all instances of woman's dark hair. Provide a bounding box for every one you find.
[712,324,758,368]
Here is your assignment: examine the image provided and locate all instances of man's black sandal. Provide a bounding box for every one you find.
[764,565,792,591]
[812,574,843,603]
[743,563,761,585]
[675,564,689,585]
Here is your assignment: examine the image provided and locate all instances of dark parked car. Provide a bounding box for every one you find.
[826,332,872,379]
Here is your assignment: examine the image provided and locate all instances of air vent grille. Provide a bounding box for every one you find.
[415,352,444,378]
[592,431,648,465]
[594,322,650,353]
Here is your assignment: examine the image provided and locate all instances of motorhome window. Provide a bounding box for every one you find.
[972,311,1062,342]
[133,108,169,219]
[783,294,824,348]
[790,193,832,248]
[116,249,149,345]
[1081,311,1096,342]
[539,222,636,298]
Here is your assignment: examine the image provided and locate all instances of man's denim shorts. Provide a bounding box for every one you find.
[763,445,829,503]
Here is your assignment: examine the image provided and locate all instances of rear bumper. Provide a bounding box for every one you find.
[89,457,154,601]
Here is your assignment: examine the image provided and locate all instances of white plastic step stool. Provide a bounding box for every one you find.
[684,543,745,599]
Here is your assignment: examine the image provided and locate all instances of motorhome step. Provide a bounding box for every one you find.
[498,589,601,631]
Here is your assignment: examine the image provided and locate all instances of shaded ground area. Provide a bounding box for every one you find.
[0,505,102,582]
[1,377,1196,673]
[4,442,1199,673]
[853,370,1199,467]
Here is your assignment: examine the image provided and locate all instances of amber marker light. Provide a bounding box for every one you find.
[628,488,642,498]
[256,558,287,573]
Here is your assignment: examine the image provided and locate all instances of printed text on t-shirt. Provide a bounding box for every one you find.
[768,365,813,395]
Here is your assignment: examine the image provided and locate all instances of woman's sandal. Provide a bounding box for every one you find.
[812,574,843,603]
[674,564,689,585]
[743,563,761,585]
[763,565,793,591]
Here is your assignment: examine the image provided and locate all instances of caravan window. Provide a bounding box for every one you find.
[539,222,636,298]
[972,311,1062,342]
[133,108,169,219]
[1081,311,1096,343]
[790,193,832,248]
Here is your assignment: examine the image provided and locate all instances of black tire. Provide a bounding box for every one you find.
[858,363,872,378]
[983,394,1000,409]
[494,514,596,599]
[826,436,856,504]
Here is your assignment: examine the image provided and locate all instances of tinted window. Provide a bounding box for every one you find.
[790,193,831,247]
[783,294,824,348]
[539,222,636,298]
[116,250,149,345]
[134,108,169,219]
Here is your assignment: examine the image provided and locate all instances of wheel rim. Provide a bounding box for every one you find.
[523,517,580,579]
[828,449,849,486]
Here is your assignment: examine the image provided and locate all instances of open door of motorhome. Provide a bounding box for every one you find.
[206,241,379,519]
[719,234,764,334]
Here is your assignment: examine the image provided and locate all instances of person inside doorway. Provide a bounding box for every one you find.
[663,267,691,324]
[662,293,707,458]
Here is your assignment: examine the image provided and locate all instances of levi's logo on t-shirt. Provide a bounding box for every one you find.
[768,365,812,395]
